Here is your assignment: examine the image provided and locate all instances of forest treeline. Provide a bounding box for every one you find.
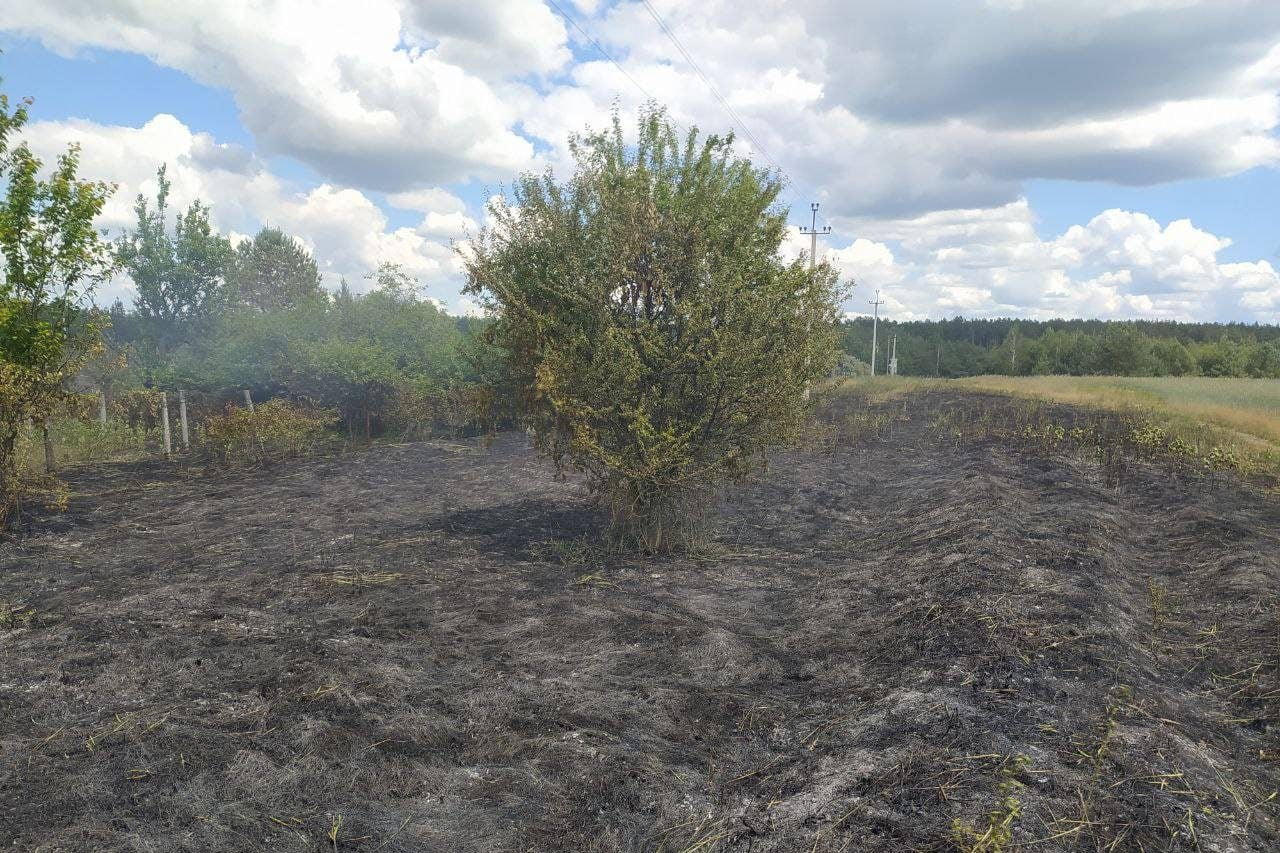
[840,316,1280,378]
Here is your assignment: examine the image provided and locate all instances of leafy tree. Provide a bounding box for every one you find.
[364,261,421,303]
[1150,337,1195,376]
[287,337,399,438]
[464,106,844,550]
[229,225,322,310]
[1242,339,1280,378]
[0,80,115,518]
[1094,326,1154,375]
[115,165,234,351]
[1191,338,1246,377]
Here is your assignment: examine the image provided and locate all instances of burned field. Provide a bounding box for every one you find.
[1,391,1278,851]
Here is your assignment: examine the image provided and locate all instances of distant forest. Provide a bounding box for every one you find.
[839,317,1280,378]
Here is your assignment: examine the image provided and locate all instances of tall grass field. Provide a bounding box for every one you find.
[833,374,1280,481]
[959,376,1280,447]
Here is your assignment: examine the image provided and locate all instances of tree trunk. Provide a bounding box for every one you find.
[0,428,20,527]
[42,419,55,473]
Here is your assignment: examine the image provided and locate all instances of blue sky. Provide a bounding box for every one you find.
[3,1,1279,323]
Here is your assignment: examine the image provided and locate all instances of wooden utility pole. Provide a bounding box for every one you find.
[868,290,884,376]
[799,203,831,400]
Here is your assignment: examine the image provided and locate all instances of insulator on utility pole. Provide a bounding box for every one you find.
[799,202,831,272]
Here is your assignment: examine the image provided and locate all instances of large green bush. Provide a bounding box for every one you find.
[464,106,844,551]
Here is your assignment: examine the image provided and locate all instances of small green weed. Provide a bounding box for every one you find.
[951,754,1030,852]
[0,600,36,630]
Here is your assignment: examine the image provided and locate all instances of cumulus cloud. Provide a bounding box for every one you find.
[20,115,470,307]
[540,0,1280,217]
[4,0,553,188]
[810,0,1280,127]
[8,0,1280,217]
[836,201,1280,322]
[6,0,1280,321]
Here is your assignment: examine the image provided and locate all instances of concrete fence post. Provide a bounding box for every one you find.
[98,390,108,424]
[161,392,172,460]
[243,389,255,413]
[178,389,190,451]
[42,418,55,473]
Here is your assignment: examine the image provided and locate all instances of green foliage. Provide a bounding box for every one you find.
[951,755,1029,853]
[383,377,492,439]
[115,165,234,350]
[199,398,338,464]
[288,336,399,437]
[841,317,1280,379]
[0,76,115,522]
[465,105,845,550]
[229,226,323,311]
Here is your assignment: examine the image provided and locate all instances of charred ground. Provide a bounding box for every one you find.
[1,390,1277,851]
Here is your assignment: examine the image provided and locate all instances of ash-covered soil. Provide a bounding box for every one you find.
[1,391,1277,852]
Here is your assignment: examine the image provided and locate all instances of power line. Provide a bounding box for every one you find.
[544,0,830,237]
[636,1,785,176]
[545,0,655,102]
[633,1,828,233]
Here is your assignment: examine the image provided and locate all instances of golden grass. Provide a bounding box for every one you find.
[957,376,1280,447]
[826,374,1280,482]
[953,375,1280,479]
[825,375,947,402]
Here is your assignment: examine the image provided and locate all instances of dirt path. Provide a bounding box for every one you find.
[1,392,1277,851]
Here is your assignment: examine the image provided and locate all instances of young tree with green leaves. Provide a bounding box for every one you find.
[115,165,234,352]
[229,225,322,311]
[0,80,115,520]
[464,105,845,551]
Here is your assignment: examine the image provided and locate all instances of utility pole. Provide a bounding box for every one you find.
[888,333,898,376]
[799,203,831,399]
[868,290,884,376]
[799,202,831,272]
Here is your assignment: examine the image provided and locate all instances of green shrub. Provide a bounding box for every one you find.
[464,105,844,551]
[199,399,338,464]
[384,379,493,440]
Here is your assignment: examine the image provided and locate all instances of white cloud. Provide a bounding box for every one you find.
[386,187,468,214]
[4,0,554,188]
[8,0,1280,218]
[6,0,1280,322]
[836,201,1280,322]
[20,114,471,308]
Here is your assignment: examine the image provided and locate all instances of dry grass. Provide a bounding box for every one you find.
[943,375,1280,480]
[957,375,1280,446]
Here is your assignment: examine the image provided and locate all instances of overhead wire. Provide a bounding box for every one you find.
[545,0,828,232]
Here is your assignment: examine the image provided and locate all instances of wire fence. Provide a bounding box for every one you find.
[18,388,254,472]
